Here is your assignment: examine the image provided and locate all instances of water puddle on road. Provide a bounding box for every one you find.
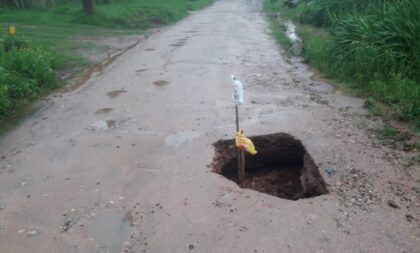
[165,130,200,147]
[106,89,127,98]
[212,133,328,200]
[88,209,132,253]
[170,42,186,47]
[90,120,116,130]
[95,108,114,115]
[285,21,302,55]
[153,80,170,87]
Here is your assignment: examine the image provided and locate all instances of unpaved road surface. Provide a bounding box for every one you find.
[1,0,419,252]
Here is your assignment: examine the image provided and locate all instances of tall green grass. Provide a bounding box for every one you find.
[0,36,64,119]
[264,0,420,129]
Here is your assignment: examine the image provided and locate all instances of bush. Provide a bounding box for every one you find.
[4,35,29,52]
[0,39,60,119]
[267,0,420,127]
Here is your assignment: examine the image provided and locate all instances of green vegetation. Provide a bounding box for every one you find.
[0,35,65,119]
[0,0,212,125]
[0,0,213,28]
[264,0,420,130]
[270,22,292,52]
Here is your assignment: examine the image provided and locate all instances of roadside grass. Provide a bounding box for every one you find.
[0,0,213,28]
[270,21,291,53]
[0,0,213,131]
[263,0,420,131]
[0,36,62,118]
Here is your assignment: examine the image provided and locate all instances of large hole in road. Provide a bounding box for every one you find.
[212,133,328,200]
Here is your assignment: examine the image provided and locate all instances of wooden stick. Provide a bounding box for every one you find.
[235,105,241,185]
[235,105,239,132]
[235,104,246,187]
[240,149,245,187]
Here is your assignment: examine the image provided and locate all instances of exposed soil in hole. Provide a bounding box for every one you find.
[95,108,114,115]
[136,69,148,73]
[153,80,169,87]
[106,89,126,98]
[212,133,328,200]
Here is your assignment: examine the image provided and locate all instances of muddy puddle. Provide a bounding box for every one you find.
[88,209,132,253]
[212,133,328,200]
[153,80,170,87]
[106,89,127,98]
[95,108,114,115]
[170,42,186,47]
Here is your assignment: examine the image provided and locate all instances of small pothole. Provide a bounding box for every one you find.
[212,133,328,200]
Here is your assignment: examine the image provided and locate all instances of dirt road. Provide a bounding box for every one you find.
[1,0,419,252]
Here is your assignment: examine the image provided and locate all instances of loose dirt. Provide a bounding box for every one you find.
[212,133,328,200]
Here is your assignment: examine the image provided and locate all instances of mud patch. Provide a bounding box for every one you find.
[145,48,155,51]
[153,80,169,87]
[212,133,328,200]
[170,43,186,47]
[95,108,114,115]
[106,89,126,98]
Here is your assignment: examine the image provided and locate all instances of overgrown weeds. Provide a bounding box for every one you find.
[264,0,420,130]
[0,35,64,120]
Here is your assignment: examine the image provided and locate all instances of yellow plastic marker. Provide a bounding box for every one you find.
[8,25,16,35]
[235,130,257,155]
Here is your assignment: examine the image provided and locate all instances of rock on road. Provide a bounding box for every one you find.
[0,0,419,252]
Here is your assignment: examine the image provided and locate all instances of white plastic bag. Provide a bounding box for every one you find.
[231,75,244,106]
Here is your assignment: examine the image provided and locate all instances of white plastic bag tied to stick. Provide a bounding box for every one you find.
[231,74,246,186]
[231,75,244,106]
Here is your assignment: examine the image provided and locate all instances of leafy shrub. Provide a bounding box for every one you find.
[2,48,57,91]
[4,35,29,52]
[277,0,420,126]
[0,39,60,119]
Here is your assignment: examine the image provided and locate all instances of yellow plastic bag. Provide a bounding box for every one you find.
[235,130,257,155]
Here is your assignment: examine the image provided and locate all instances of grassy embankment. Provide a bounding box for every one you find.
[263,0,420,131]
[0,0,212,124]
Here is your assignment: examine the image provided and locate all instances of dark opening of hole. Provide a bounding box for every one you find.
[212,133,328,200]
